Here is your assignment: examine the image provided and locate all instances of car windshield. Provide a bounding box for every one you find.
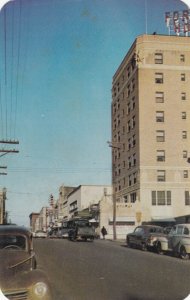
[134,227,144,233]
[0,235,26,250]
[75,220,91,227]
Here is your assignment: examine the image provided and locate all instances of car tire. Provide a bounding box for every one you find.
[127,238,131,248]
[141,243,147,251]
[156,242,164,255]
[179,246,189,260]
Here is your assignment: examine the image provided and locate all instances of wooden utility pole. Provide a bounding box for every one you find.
[107,141,122,240]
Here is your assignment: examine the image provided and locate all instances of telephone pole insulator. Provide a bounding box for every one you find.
[0,149,19,153]
[0,140,19,144]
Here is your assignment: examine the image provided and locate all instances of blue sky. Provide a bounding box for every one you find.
[0,0,187,226]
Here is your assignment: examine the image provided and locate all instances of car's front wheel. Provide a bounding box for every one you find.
[127,237,131,248]
[179,246,189,260]
[156,241,164,255]
[141,243,147,251]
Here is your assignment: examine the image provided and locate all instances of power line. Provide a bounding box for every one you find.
[14,0,22,139]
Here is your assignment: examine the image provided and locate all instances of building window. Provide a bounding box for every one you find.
[128,138,131,150]
[155,91,164,103]
[152,191,156,205]
[127,66,131,78]
[181,92,186,100]
[127,121,131,132]
[128,156,131,169]
[132,96,135,109]
[132,116,136,128]
[132,135,136,147]
[131,78,135,91]
[156,111,164,122]
[133,153,136,166]
[157,191,166,205]
[182,112,186,119]
[183,150,188,158]
[127,102,131,115]
[180,54,185,62]
[184,170,188,178]
[181,73,186,81]
[127,84,131,97]
[185,191,190,205]
[182,131,187,139]
[155,53,163,64]
[156,130,165,142]
[130,192,136,203]
[133,173,137,184]
[157,170,165,182]
[155,73,163,84]
[128,175,132,186]
[152,190,171,206]
[157,150,165,161]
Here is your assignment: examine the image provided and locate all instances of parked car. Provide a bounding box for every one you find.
[126,225,164,251]
[68,218,95,241]
[155,224,190,259]
[0,225,52,299]
[34,230,47,238]
[48,225,69,239]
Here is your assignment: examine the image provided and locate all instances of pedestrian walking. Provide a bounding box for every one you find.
[101,226,107,240]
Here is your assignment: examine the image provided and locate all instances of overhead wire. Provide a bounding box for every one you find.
[13,0,22,139]
[9,1,15,138]
[3,5,7,139]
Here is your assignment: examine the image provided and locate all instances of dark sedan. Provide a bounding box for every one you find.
[0,225,52,300]
[126,225,164,251]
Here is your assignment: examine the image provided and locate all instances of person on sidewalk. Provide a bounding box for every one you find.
[101,226,107,240]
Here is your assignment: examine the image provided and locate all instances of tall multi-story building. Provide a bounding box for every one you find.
[112,34,190,225]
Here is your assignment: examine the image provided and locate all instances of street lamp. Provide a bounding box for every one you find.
[107,141,122,240]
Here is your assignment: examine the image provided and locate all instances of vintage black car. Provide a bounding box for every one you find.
[0,225,52,300]
[126,225,164,251]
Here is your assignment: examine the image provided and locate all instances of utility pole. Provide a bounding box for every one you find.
[0,139,19,175]
[0,166,7,176]
[107,141,122,240]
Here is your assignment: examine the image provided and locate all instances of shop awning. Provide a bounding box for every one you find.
[109,216,136,222]
[151,217,176,223]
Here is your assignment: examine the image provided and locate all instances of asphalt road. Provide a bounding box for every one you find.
[34,238,190,300]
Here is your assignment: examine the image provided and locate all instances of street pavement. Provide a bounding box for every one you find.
[34,238,190,300]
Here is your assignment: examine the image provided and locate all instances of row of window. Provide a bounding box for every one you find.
[152,190,190,206]
[115,149,188,170]
[116,190,189,207]
[112,93,136,117]
[113,90,187,119]
[157,170,189,181]
[155,72,187,84]
[156,91,187,103]
[156,130,187,141]
[154,52,185,64]
[157,150,189,161]
[155,111,187,122]
[115,169,189,193]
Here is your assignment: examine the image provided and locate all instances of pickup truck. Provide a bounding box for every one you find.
[155,224,190,259]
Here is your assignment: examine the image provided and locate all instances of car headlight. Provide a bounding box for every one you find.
[33,282,47,297]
